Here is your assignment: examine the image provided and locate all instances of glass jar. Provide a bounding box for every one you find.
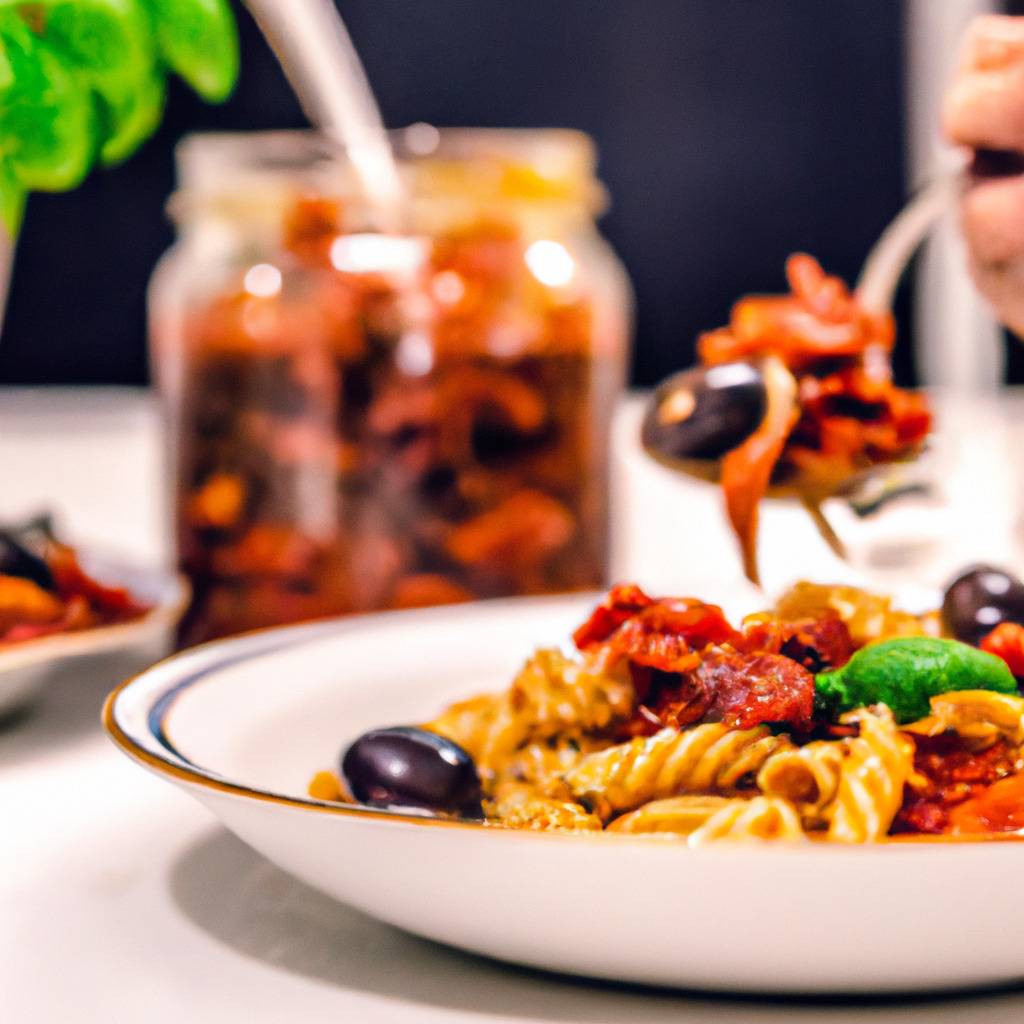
[150,129,631,645]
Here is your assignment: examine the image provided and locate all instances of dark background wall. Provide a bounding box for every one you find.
[0,0,911,387]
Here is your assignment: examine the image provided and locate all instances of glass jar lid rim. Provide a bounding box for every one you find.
[172,126,605,219]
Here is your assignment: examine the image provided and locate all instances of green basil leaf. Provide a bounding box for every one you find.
[0,12,94,192]
[96,66,165,165]
[0,157,26,236]
[143,0,238,102]
[815,636,1018,724]
[33,0,165,166]
[0,29,12,90]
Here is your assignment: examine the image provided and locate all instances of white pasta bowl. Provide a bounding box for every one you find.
[0,555,189,716]
[105,593,1024,995]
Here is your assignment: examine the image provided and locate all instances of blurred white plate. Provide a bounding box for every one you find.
[105,593,1024,995]
[0,555,189,716]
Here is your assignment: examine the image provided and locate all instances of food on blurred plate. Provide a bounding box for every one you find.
[316,565,1024,842]
[642,255,931,584]
[158,131,629,643]
[0,515,148,645]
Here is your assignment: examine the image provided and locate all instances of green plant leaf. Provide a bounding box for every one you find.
[97,66,165,165]
[0,158,26,235]
[32,0,166,166]
[0,29,12,90]
[143,0,238,102]
[815,637,1018,724]
[0,12,94,192]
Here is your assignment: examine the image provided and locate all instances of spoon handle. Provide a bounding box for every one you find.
[855,169,960,314]
[243,0,404,231]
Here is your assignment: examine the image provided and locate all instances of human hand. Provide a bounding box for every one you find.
[943,15,1024,336]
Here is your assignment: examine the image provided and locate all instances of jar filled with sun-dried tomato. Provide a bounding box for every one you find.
[150,129,631,644]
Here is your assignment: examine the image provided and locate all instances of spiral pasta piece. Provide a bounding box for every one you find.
[507,649,634,739]
[688,796,806,843]
[424,649,633,785]
[828,705,914,843]
[908,689,1024,747]
[757,740,846,821]
[771,582,929,644]
[564,725,792,819]
[607,795,734,835]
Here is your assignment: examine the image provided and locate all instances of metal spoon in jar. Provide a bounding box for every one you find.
[243,0,405,232]
[641,171,958,583]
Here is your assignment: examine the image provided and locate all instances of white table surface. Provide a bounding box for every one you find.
[4,386,1024,1023]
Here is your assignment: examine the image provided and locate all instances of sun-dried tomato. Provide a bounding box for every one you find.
[584,586,861,733]
[692,651,815,730]
[572,584,656,649]
[633,647,817,733]
[621,600,737,656]
[589,598,737,696]
[47,543,145,617]
[283,196,344,266]
[739,614,854,672]
[644,670,713,731]
[209,525,320,581]
[575,588,738,708]
[698,254,895,371]
[608,614,702,675]
[790,367,932,478]
[947,771,1024,834]
[980,622,1024,678]
[444,490,575,570]
[0,576,63,631]
[392,574,475,609]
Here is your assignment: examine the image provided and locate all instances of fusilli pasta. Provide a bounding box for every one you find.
[688,796,806,844]
[424,649,633,785]
[757,740,846,822]
[564,725,792,819]
[607,795,734,835]
[828,705,915,843]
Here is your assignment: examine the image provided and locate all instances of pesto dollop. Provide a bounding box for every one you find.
[814,636,1017,724]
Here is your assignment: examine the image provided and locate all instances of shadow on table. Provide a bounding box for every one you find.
[0,649,144,767]
[170,827,1024,1024]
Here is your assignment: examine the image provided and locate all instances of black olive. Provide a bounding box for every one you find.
[341,726,484,818]
[0,530,54,590]
[641,361,767,463]
[941,565,1024,645]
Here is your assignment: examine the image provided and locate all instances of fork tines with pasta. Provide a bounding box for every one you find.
[314,575,1024,843]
